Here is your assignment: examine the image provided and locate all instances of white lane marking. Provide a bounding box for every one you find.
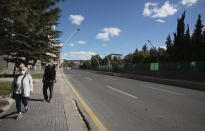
[104,78,117,81]
[106,86,138,99]
[142,85,185,96]
[108,78,117,80]
[84,77,93,81]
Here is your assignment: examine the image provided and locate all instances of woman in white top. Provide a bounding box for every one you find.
[10,66,33,119]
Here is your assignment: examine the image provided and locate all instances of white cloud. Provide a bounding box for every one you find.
[70,43,75,47]
[96,27,121,41]
[156,19,165,23]
[143,1,177,18]
[152,1,177,18]
[69,15,84,25]
[77,40,87,45]
[103,28,121,37]
[96,32,109,41]
[63,53,68,56]
[143,2,158,16]
[69,51,96,60]
[181,0,198,6]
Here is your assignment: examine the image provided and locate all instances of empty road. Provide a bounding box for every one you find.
[63,69,205,131]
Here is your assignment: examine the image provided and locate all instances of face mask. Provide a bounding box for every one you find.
[20,70,26,75]
[48,62,53,65]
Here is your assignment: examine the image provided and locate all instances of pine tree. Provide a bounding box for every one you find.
[165,34,174,61]
[173,11,186,61]
[0,0,63,67]
[158,48,167,62]
[192,14,204,60]
[142,44,148,52]
[184,24,192,61]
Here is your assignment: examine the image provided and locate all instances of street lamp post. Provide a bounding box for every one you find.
[62,28,80,47]
[94,57,100,70]
[147,40,160,77]
[105,55,110,72]
[58,29,80,69]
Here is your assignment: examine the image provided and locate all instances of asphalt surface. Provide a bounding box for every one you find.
[64,69,205,131]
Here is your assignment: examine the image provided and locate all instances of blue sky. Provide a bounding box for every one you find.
[56,0,205,60]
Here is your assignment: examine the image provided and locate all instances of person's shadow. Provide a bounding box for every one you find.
[0,112,17,119]
[28,98,42,101]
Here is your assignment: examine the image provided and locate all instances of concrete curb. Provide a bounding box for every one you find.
[84,70,205,91]
[58,70,86,131]
[0,98,15,117]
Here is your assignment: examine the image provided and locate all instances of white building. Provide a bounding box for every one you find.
[107,54,123,60]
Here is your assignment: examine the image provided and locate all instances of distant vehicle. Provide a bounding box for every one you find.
[67,67,71,70]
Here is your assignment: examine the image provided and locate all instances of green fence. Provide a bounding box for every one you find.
[83,61,205,83]
[93,61,205,72]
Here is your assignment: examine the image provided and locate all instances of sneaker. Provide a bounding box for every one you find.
[42,99,46,102]
[25,106,28,112]
[16,113,22,120]
[48,99,52,103]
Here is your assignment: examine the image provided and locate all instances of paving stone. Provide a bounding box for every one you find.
[0,70,85,131]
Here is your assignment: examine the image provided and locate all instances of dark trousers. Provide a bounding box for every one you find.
[43,82,54,100]
[15,94,28,113]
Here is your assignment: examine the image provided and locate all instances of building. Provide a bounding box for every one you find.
[0,55,15,70]
[107,54,123,60]
[0,55,42,71]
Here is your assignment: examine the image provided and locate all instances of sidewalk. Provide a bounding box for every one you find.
[0,70,85,131]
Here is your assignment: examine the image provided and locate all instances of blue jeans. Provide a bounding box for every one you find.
[15,94,28,113]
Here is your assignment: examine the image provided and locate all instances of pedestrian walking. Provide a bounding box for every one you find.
[42,59,56,103]
[10,66,33,120]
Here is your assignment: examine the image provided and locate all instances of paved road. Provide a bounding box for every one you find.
[64,69,205,131]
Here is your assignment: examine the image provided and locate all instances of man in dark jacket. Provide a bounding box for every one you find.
[42,59,56,103]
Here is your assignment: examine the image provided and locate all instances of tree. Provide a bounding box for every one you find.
[173,11,186,61]
[61,59,72,68]
[157,48,167,62]
[148,48,157,62]
[91,55,102,66]
[192,14,204,60]
[202,30,205,59]
[165,34,174,61]
[142,44,148,52]
[124,53,133,64]
[184,24,192,61]
[102,56,110,65]
[80,60,91,69]
[133,46,149,64]
[0,0,62,67]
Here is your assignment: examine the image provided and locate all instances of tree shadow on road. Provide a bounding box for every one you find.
[0,112,17,119]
